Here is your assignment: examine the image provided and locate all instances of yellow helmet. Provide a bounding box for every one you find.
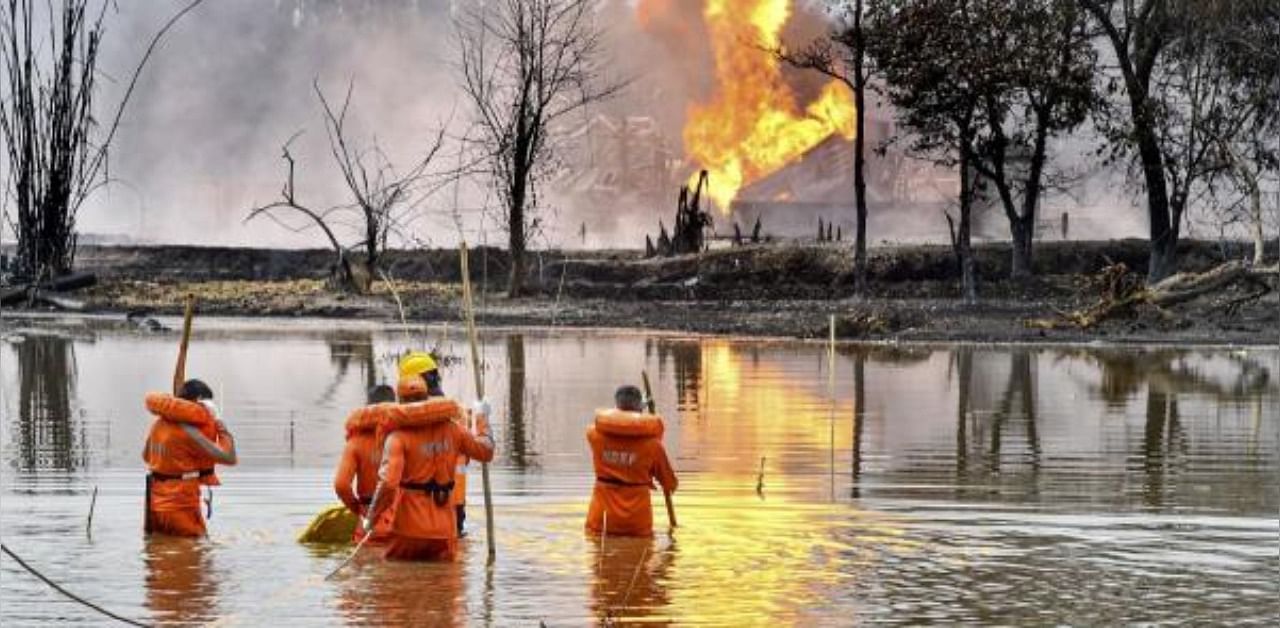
[399,351,438,377]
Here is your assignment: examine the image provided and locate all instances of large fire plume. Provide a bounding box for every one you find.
[644,0,858,212]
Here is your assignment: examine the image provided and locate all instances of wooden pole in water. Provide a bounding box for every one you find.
[325,529,374,580]
[461,241,497,564]
[641,370,677,529]
[86,486,98,537]
[173,294,195,394]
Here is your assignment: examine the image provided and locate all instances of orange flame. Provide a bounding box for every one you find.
[683,0,856,212]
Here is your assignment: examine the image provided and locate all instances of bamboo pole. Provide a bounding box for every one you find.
[461,242,497,564]
[173,294,195,394]
[641,370,677,529]
[324,529,374,580]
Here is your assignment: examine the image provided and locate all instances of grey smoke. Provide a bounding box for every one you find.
[83,0,464,247]
[69,0,1266,251]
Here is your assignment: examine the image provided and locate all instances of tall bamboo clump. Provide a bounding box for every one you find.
[0,0,105,281]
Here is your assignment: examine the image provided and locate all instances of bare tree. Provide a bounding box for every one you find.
[1194,2,1279,265]
[770,0,873,295]
[0,0,204,281]
[455,0,623,297]
[1079,0,1278,280]
[247,81,445,294]
[867,0,992,301]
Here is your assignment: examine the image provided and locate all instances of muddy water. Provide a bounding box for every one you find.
[0,315,1276,626]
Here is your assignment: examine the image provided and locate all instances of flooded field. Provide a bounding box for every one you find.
[1,315,1277,626]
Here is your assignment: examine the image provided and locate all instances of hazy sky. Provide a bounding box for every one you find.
[16,0,1210,249]
[81,0,468,247]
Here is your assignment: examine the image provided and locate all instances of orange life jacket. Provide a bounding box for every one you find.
[377,398,494,541]
[586,409,678,537]
[334,402,399,541]
[143,392,222,487]
[345,403,390,440]
[335,403,395,510]
[374,398,463,463]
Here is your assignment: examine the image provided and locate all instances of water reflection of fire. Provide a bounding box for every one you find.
[639,0,857,213]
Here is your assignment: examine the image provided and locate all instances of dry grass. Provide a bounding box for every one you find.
[83,278,465,314]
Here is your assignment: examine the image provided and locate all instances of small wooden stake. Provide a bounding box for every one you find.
[86,486,98,537]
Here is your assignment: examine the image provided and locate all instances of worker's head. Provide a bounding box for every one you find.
[615,385,644,412]
[397,376,430,403]
[179,379,214,402]
[367,384,395,404]
[399,351,444,397]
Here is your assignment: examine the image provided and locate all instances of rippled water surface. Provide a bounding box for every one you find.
[1,315,1277,626]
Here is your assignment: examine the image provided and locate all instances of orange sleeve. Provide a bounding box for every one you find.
[457,417,495,463]
[214,428,237,466]
[333,441,361,515]
[651,441,678,494]
[379,433,406,486]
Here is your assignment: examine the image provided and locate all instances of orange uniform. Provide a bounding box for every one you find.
[142,393,236,537]
[334,403,396,542]
[586,409,678,537]
[376,399,494,561]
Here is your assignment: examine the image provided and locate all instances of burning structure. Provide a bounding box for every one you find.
[679,0,858,212]
[562,0,1052,250]
[552,114,681,207]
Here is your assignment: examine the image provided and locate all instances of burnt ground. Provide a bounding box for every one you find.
[10,239,1278,345]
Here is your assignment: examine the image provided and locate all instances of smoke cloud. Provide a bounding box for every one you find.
[69,0,1175,251]
[81,0,463,247]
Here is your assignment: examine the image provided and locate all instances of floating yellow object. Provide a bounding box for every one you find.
[297,504,357,544]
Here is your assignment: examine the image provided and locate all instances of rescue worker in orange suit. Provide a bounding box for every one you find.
[333,384,396,543]
[142,379,238,537]
[399,351,472,537]
[586,385,678,537]
[362,376,495,561]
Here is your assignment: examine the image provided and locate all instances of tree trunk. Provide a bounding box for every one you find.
[852,0,869,297]
[1083,1,1178,282]
[1009,114,1050,281]
[508,179,528,297]
[1127,80,1177,282]
[1146,191,1181,284]
[1249,182,1264,266]
[1011,218,1034,279]
[853,114,868,295]
[959,147,978,303]
[365,211,379,273]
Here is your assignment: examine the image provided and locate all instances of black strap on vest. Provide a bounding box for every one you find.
[149,468,215,482]
[402,479,455,506]
[596,476,649,488]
